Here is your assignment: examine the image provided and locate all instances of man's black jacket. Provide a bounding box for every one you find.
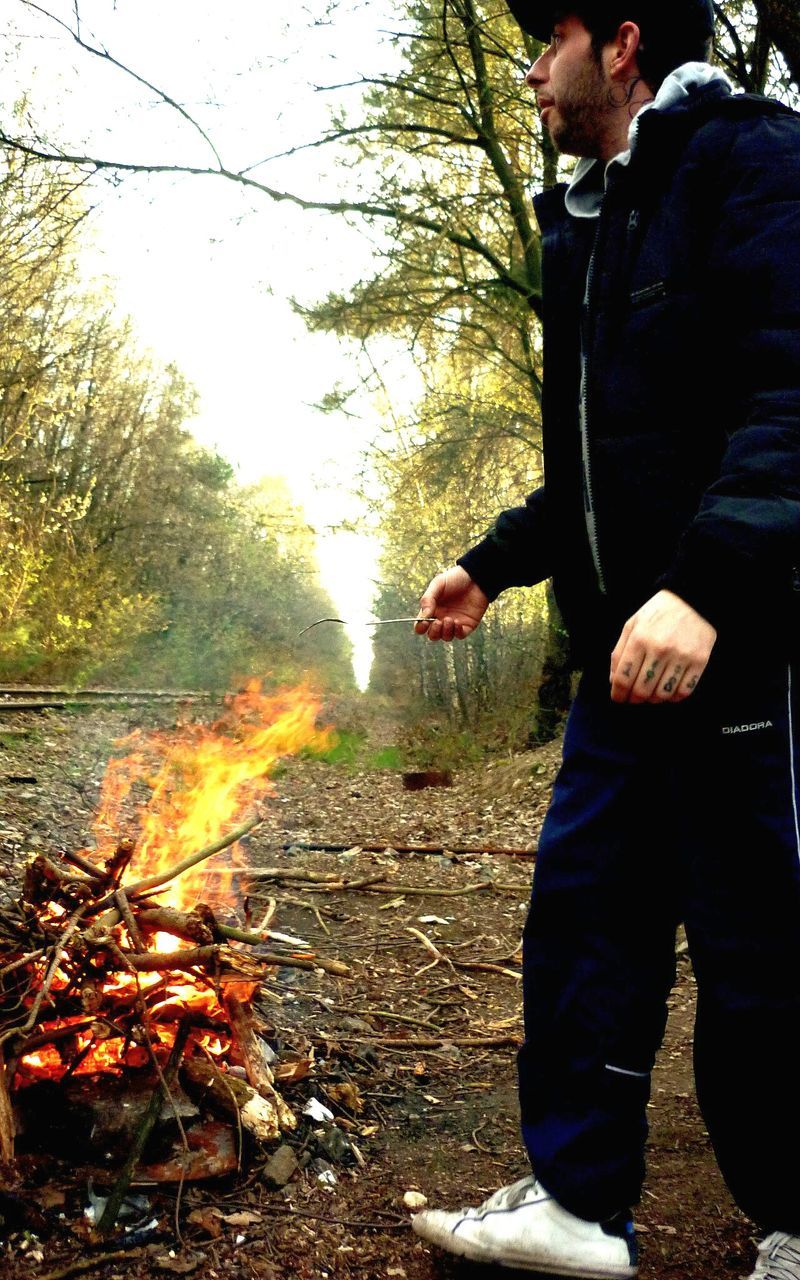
[459,79,800,662]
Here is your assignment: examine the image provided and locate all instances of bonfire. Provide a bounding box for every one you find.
[0,681,341,1233]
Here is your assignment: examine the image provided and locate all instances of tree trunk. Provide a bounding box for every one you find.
[755,0,800,87]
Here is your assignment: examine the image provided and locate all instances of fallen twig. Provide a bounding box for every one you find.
[406,926,455,976]
[405,927,520,979]
[319,1033,521,1049]
[371,881,493,897]
[204,866,341,884]
[39,1248,147,1280]
[256,950,349,976]
[281,841,537,860]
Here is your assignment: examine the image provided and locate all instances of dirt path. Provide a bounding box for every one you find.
[0,705,758,1279]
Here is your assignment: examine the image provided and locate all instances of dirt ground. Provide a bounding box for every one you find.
[0,702,760,1280]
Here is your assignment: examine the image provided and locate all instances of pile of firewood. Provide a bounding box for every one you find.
[0,816,347,1233]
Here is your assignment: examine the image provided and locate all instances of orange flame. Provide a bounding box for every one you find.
[92,680,329,911]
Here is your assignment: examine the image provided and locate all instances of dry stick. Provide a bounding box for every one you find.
[39,1248,147,1280]
[406,927,520,981]
[453,960,522,980]
[255,949,349,976]
[96,1019,190,1235]
[203,866,340,884]
[0,948,45,979]
[14,1018,96,1055]
[283,896,332,936]
[210,869,490,895]
[93,813,263,911]
[111,943,348,977]
[292,880,494,899]
[317,1032,521,1050]
[57,848,110,882]
[279,839,537,860]
[361,881,493,898]
[253,1204,408,1231]
[350,1007,440,1030]
[320,872,390,891]
[282,840,537,859]
[406,926,455,976]
[255,897,277,931]
[113,888,146,953]
[0,1043,15,1161]
[137,906,214,945]
[0,908,29,938]
[104,839,136,888]
[116,945,220,971]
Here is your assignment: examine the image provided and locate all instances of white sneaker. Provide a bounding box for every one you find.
[750,1232,800,1279]
[411,1174,638,1277]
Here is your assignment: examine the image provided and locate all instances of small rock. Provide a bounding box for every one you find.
[315,1123,353,1163]
[340,1015,374,1034]
[262,1143,299,1188]
[402,1191,428,1211]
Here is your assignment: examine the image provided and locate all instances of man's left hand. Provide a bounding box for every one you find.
[609,590,717,704]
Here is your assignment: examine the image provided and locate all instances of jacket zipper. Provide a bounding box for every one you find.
[580,220,608,596]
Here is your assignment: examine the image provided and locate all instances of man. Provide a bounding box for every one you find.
[411,3,800,1278]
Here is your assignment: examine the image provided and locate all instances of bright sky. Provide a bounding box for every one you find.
[0,0,423,688]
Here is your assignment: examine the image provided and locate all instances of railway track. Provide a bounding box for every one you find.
[0,686,216,712]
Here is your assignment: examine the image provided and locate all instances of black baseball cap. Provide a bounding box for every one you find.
[506,1,715,45]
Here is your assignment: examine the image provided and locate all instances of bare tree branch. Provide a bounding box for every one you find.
[241,120,484,172]
[0,130,532,301]
[19,0,225,169]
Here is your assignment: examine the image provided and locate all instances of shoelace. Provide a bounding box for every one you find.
[752,1232,800,1280]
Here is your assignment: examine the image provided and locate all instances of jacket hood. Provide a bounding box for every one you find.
[564,62,732,219]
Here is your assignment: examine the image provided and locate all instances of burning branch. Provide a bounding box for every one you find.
[91,814,264,913]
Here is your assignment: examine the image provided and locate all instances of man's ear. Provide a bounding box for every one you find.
[607,20,642,81]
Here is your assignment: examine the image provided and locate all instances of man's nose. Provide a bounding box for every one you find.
[525,52,548,88]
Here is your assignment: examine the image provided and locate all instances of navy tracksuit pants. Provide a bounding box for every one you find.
[518,644,800,1232]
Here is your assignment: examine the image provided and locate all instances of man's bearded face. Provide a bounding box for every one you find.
[528,17,612,159]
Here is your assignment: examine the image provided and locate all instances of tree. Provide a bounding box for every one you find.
[0,148,353,689]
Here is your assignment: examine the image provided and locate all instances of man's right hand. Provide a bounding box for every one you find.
[414,566,490,641]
